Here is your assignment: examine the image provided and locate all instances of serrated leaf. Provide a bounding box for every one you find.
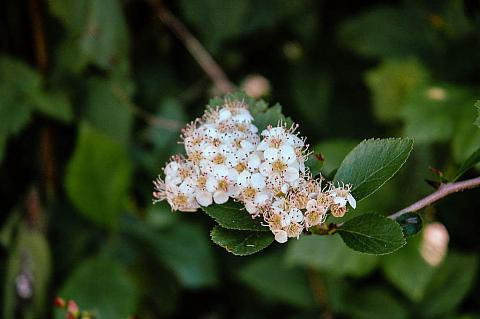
[202,201,268,231]
[55,257,137,319]
[252,103,287,132]
[286,235,378,277]
[237,252,315,308]
[337,214,406,255]
[65,122,132,226]
[334,138,413,201]
[210,226,273,256]
[395,212,423,237]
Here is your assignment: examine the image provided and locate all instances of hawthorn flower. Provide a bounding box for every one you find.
[153,97,356,244]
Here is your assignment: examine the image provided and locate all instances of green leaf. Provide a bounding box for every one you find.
[34,90,73,122]
[286,235,378,277]
[122,216,217,288]
[253,103,287,132]
[395,212,423,237]
[55,257,137,319]
[65,122,132,226]
[474,101,480,127]
[202,200,268,231]
[337,214,406,255]
[453,147,480,181]
[210,225,274,256]
[419,253,478,318]
[3,224,51,319]
[311,139,357,176]
[48,0,129,69]
[452,103,480,170]
[401,84,474,144]
[342,287,409,319]
[381,235,436,301]
[338,6,435,58]
[334,138,413,201]
[0,56,38,160]
[237,252,315,308]
[83,77,134,146]
[365,59,429,123]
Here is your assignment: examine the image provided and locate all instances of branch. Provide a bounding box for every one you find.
[388,176,480,220]
[151,0,235,94]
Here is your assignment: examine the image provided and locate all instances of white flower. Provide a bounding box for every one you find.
[329,185,356,209]
[274,229,288,243]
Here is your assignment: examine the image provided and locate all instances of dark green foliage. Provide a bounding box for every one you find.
[1,0,480,318]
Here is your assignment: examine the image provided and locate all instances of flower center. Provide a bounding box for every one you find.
[272,160,287,173]
[213,154,225,164]
[235,162,247,173]
[243,186,257,199]
[218,179,229,191]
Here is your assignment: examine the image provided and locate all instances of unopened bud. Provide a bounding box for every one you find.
[420,222,449,266]
[241,74,271,98]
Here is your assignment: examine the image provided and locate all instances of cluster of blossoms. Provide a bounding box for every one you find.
[153,99,356,243]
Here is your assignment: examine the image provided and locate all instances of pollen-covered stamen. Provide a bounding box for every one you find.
[212,153,226,164]
[272,159,287,173]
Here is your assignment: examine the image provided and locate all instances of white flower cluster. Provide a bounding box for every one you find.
[153,99,356,243]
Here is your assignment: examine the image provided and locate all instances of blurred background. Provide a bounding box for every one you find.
[1,0,480,318]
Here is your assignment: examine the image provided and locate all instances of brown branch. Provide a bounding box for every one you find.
[151,0,235,94]
[29,0,48,72]
[389,176,480,220]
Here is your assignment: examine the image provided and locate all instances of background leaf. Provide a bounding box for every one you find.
[286,235,378,277]
[237,252,315,308]
[55,257,137,319]
[65,123,132,226]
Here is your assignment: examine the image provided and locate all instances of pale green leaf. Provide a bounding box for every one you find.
[65,123,132,226]
[55,257,137,319]
[365,59,429,123]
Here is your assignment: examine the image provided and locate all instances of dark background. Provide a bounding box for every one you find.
[1,0,479,318]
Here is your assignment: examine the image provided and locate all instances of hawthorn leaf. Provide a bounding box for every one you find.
[334,138,413,201]
[337,214,406,255]
[202,201,268,232]
[210,226,273,256]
